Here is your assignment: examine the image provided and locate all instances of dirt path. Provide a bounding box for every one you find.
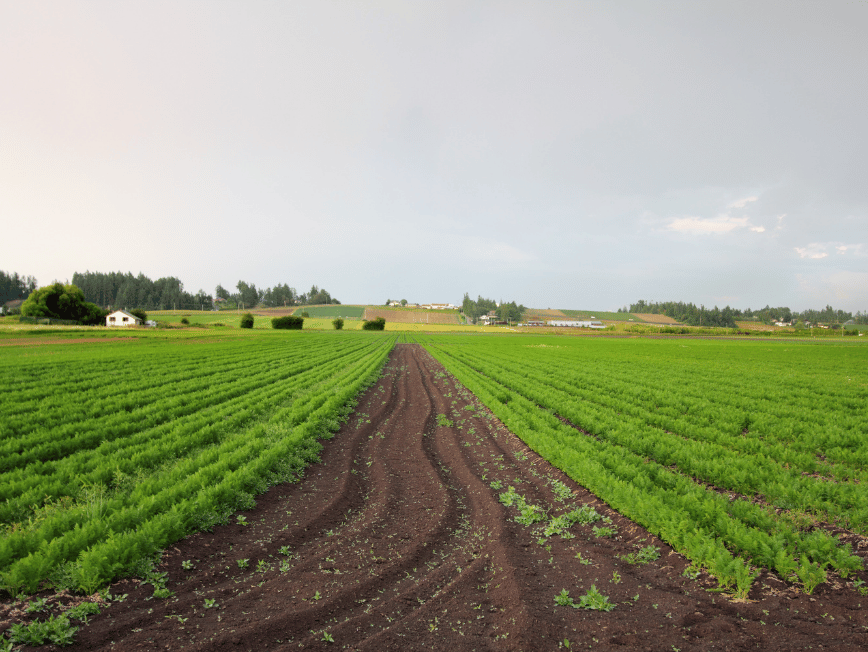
[15,344,868,651]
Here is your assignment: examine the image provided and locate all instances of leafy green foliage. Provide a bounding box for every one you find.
[239,313,254,329]
[332,317,344,330]
[20,283,107,325]
[362,317,386,331]
[272,315,303,329]
[6,614,78,646]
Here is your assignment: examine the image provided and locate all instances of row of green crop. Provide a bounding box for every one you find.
[0,338,372,471]
[0,332,396,596]
[446,337,868,476]
[418,335,866,594]
[444,345,868,525]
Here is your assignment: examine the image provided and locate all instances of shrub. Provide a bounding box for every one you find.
[180,317,190,325]
[239,313,254,329]
[332,317,344,330]
[362,317,386,331]
[272,315,304,330]
[301,311,310,318]
[130,309,147,322]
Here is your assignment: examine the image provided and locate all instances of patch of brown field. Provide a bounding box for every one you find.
[735,321,784,331]
[5,345,866,651]
[633,313,679,324]
[525,308,567,318]
[363,308,460,324]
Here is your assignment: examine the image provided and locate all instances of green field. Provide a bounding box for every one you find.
[291,305,366,319]
[412,333,868,596]
[2,327,866,600]
[0,330,394,594]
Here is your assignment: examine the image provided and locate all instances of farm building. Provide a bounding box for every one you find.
[547,320,605,329]
[106,310,143,327]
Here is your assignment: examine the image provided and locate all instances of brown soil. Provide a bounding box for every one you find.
[632,314,680,325]
[363,308,460,325]
[4,344,867,651]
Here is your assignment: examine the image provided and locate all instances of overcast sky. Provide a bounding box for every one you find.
[3,1,866,312]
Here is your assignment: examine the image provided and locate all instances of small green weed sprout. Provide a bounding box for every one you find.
[436,414,453,428]
[256,560,270,573]
[279,545,292,556]
[25,598,49,614]
[578,585,616,611]
[181,560,194,570]
[592,525,616,538]
[489,480,503,491]
[620,545,660,565]
[65,602,101,623]
[683,563,702,580]
[554,589,576,607]
[236,515,248,526]
[152,587,174,599]
[237,559,250,569]
[204,598,218,609]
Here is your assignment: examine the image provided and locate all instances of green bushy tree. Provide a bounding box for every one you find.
[21,283,107,325]
[332,317,344,330]
[272,315,303,330]
[239,313,254,329]
[362,317,386,331]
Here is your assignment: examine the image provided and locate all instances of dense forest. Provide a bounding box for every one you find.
[461,293,526,324]
[623,300,868,327]
[0,270,37,305]
[72,271,340,311]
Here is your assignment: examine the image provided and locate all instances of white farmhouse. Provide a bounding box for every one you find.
[106,310,143,327]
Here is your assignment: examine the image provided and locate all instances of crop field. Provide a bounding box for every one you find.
[2,330,867,649]
[291,305,366,319]
[363,307,460,325]
[0,331,394,596]
[415,334,868,598]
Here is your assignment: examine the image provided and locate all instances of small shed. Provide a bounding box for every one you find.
[106,310,143,327]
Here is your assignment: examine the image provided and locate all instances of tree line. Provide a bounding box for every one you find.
[71,271,340,311]
[622,300,868,327]
[0,270,38,305]
[215,282,340,309]
[461,293,526,324]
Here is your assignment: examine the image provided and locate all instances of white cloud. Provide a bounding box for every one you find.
[775,214,786,230]
[667,215,752,234]
[794,243,829,259]
[835,243,865,256]
[750,225,766,233]
[729,196,758,209]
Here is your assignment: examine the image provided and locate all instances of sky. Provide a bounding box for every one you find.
[2,1,866,313]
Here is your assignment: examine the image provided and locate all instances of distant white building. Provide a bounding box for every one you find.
[548,320,605,329]
[106,310,143,327]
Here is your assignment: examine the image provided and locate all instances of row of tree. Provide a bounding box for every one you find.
[622,301,868,326]
[215,283,340,309]
[72,271,209,311]
[461,293,526,324]
[0,270,38,305]
[70,271,340,311]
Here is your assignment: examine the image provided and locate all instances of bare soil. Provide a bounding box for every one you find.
[4,344,867,651]
[363,309,460,325]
